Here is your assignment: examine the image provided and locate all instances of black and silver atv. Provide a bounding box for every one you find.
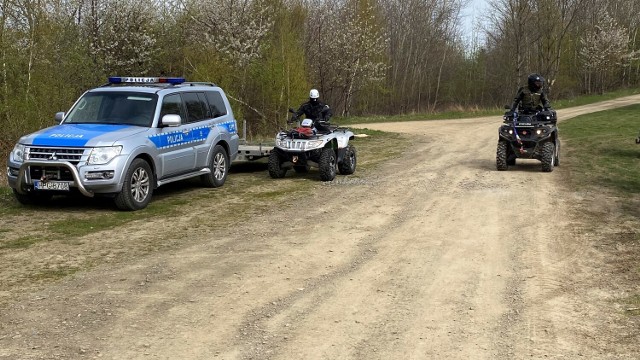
[268,109,357,181]
[496,106,560,172]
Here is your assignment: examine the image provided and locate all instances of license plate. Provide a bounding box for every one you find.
[34,180,70,191]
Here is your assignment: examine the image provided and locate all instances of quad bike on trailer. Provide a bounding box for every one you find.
[496,106,560,172]
[268,109,357,181]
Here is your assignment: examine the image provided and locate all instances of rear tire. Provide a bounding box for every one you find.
[541,142,555,172]
[318,147,337,181]
[496,141,508,171]
[201,145,229,188]
[338,145,357,175]
[114,158,153,211]
[268,151,287,178]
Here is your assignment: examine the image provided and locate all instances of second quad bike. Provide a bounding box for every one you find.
[268,109,357,181]
[496,106,560,172]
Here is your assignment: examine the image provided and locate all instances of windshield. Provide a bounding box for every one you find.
[64,92,158,127]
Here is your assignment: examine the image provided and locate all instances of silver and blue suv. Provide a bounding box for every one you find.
[6,76,239,210]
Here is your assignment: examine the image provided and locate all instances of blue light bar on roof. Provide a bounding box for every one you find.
[108,76,186,85]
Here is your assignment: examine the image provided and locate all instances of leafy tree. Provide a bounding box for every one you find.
[579,11,632,93]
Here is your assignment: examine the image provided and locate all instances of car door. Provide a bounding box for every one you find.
[152,93,196,178]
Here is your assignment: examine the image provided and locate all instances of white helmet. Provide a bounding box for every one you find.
[309,89,319,99]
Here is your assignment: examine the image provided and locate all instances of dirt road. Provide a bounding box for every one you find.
[1,96,639,359]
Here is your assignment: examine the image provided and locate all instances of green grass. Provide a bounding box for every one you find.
[0,129,408,243]
[30,267,80,281]
[0,236,41,249]
[553,88,640,109]
[560,104,640,194]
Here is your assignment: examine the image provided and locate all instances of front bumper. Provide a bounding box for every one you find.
[7,159,126,197]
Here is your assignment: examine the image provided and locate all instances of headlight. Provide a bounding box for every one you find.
[536,129,547,135]
[87,146,122,165]
[305,140,324,150]
[10,144,26,163]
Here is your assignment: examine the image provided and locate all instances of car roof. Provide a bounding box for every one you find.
[87,83,223,96]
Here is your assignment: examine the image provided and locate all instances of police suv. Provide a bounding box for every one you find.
[6,77,239,210]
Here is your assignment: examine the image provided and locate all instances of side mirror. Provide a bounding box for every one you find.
[55,112,65,123]
[288,108,295,113]
[504,105,511,109]
[161,114,181,127]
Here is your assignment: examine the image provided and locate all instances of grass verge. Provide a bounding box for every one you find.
[560,104,640,317]
[0,129,408,244]
[560,104,640,195]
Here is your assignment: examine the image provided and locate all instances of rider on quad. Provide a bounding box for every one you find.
[293,89,333,133]
[510,73,552,114]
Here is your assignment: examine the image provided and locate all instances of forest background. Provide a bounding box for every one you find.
[0,0,639,149]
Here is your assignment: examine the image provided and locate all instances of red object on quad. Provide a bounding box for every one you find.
[295,127,314,137]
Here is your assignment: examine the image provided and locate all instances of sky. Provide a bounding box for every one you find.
[460,0,489,44]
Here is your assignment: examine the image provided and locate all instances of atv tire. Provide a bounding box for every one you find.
[554,140,560,166]
[268,151,287,178]
[318,147,337,181]
[541,142,555,172]
[338,145,357,175]
[496,141,508,171]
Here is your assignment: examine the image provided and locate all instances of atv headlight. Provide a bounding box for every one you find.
[304,140,324,150]
[10,144,26,163]
[276,138,289,148]
[536,129,547,135]
[87,146,122,165]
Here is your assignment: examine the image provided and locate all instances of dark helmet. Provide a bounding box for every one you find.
[527,73,544,92]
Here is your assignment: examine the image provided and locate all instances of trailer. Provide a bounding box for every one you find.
[235,120,275,162]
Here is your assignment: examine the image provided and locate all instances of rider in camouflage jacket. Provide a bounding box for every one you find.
[510,73,551,114]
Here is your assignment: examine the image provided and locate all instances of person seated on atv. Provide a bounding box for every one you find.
[294,89,333,133]
[510,73,552,115]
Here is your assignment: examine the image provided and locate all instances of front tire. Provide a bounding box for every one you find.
[268,151,287,178]
[114,158,153,211]
[201,145,229,188]
[319,147,337,181]
[541,142,555,172]
[12,188,53,206]
[496,141,508,171]
[338,145,357,175]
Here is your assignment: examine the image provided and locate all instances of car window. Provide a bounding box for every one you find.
[65,92,157,126]
[159,94,185,125]
[205,91,228,118]
[182,92,208,123]
[197,92,212,119]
